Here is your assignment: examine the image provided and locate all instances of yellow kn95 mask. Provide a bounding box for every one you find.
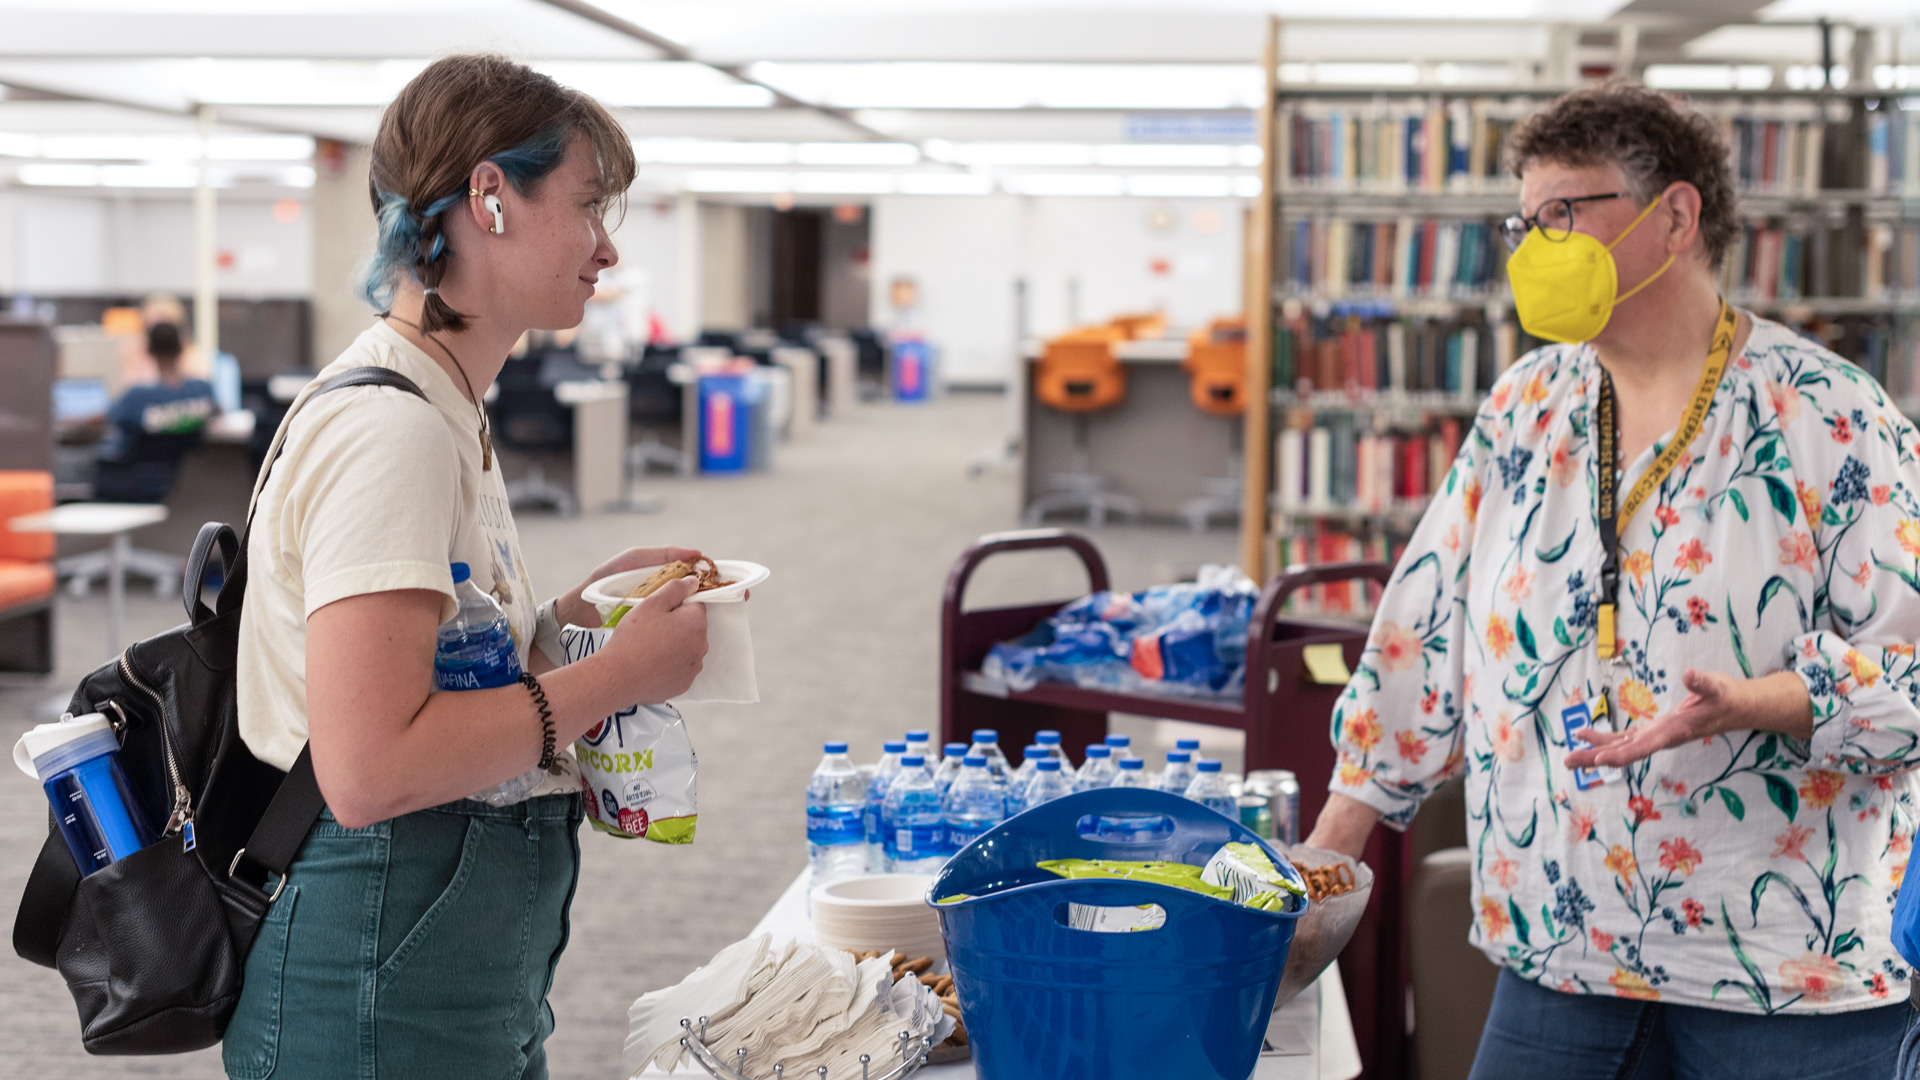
[1504,194,1675,344]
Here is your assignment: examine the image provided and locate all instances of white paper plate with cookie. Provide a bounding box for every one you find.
[583,559,770,614]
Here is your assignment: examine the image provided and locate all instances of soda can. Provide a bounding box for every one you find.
[1237,796,1273,840]
[1244,769,1300,847]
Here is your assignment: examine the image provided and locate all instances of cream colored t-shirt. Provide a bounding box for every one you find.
[236,320,577,797]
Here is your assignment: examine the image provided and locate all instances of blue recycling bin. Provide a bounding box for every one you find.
[698,372,758,473]
[891,339,932,402]
[928,788,1306,1080]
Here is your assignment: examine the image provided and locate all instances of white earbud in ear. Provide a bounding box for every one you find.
[483,194,504,235]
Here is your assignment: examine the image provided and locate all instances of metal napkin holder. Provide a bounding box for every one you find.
[678,1016,936,1080]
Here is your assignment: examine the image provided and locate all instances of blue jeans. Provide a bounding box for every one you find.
[222,794,584,1080]
[1469,968,1913,1080]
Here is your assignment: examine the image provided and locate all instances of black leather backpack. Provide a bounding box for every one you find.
[12,366,426,1054]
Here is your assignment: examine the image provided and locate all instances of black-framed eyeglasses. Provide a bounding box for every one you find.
[1500,192,1625,251]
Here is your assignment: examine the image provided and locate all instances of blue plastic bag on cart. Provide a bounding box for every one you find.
[981,565,1257,698]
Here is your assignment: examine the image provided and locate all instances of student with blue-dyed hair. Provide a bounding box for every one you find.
[227,54,709,1079]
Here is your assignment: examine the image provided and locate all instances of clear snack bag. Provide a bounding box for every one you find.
[560,625,699,843]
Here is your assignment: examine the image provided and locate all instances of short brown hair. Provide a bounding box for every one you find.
[364,54,638,333]
[1507,81,1737,270]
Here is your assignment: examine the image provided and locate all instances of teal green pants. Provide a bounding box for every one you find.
[223,794,584,1080]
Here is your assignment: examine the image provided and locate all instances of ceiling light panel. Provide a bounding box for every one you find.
[535,62,774,108]
[793,142,920,166]
[749,62,1264,111]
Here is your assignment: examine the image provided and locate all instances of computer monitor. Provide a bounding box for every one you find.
[53,378,110,423]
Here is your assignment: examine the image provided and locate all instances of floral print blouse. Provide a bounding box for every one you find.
[1332,315,1920,1013]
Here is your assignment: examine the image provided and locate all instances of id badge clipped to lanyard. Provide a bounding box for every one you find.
[1574,300,1737,787]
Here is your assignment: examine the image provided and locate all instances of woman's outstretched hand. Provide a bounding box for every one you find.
[1564,669,1813,770]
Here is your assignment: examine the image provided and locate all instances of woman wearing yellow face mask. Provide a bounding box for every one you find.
[1302,81,1920,1078]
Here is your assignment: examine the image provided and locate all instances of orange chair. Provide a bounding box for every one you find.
[1023,336,1142,525]
[1108,312,1168,341]
[1179,320,1251,532]
[0,470,57,672]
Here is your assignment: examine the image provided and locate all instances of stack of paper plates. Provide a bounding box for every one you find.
[809,874,945,961]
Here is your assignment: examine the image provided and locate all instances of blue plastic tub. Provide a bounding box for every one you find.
[927,788,1307,1080]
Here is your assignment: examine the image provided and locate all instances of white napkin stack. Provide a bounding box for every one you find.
[624,935,957,1077]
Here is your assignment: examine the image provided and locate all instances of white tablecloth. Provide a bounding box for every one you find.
[639,872,1362,1080]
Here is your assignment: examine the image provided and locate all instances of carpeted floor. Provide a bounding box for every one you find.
[0,391,1245,1078]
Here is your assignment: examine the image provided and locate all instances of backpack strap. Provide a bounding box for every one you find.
[218,366,429,617]
[13,829,77,968]
[222,366,430,898]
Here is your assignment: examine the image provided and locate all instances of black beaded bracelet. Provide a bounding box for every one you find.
[519,672,556,770]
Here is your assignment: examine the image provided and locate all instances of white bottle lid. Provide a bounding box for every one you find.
[13,712,119,781]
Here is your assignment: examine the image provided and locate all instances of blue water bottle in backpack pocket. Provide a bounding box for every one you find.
[14,712,154,875]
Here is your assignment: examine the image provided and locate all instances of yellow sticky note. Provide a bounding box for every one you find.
[1303,643,1352,686]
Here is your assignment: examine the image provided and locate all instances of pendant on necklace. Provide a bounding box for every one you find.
[482,428,493,471]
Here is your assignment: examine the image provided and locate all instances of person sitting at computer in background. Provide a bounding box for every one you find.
[96,321,217,501]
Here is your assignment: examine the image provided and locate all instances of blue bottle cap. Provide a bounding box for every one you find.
[971,729,998,744]
[944,742,968,754]
[1036,759,1062,771]
[1085,744,1111,758]
[1118,757,1145,769]
[450,562,470,584]
[1176,738,1201,751]
[1035,730,1061,744]
[1167,750,1192,763]
[883,741,907,753]
[900,755,925,768]
[963,755,987,767]
[1024,745,1048,756]
[1105,734,1130,748]
[906,729,930,741]
[824,741,849,754]
[1196,759,1222,772]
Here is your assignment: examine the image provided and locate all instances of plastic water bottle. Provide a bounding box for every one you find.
[1105,733,1138,762]
[1007,744,1049,813]
[903,729,933,761]
[883,755,945,873]
[967,729,1012,781]
[807,741,868,885]
[1157,749,1197,795]
[942,755,1006,854]
[1022,758,1074,811]
[435,562,543,806]
[864,741,907,872]
[1034,729,1068,764]
[1112,756,1153,788]
[933,742,969,797]
[1074,744,1117,792]
[1185,759,1238,819]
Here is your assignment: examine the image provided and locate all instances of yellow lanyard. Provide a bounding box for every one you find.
[1594,300,1737,663]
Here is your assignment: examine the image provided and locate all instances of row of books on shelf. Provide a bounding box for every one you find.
[1277,96,1918,199]
[1278,99,1519,195]
[1715,218,1920,302]
[1273,413,1464,517]
[1274,526,1396,617]
[1868,108,1920,196]
[1726,113,1826,196]
[1274,311,1522,396]
[1284,216,1507,299]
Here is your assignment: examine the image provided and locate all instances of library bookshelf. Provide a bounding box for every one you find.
[1238,26,1920,622]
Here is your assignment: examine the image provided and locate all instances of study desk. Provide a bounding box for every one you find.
[638,871,1360,1080]
[1021,338,1239,523]
[12,503,167,651]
